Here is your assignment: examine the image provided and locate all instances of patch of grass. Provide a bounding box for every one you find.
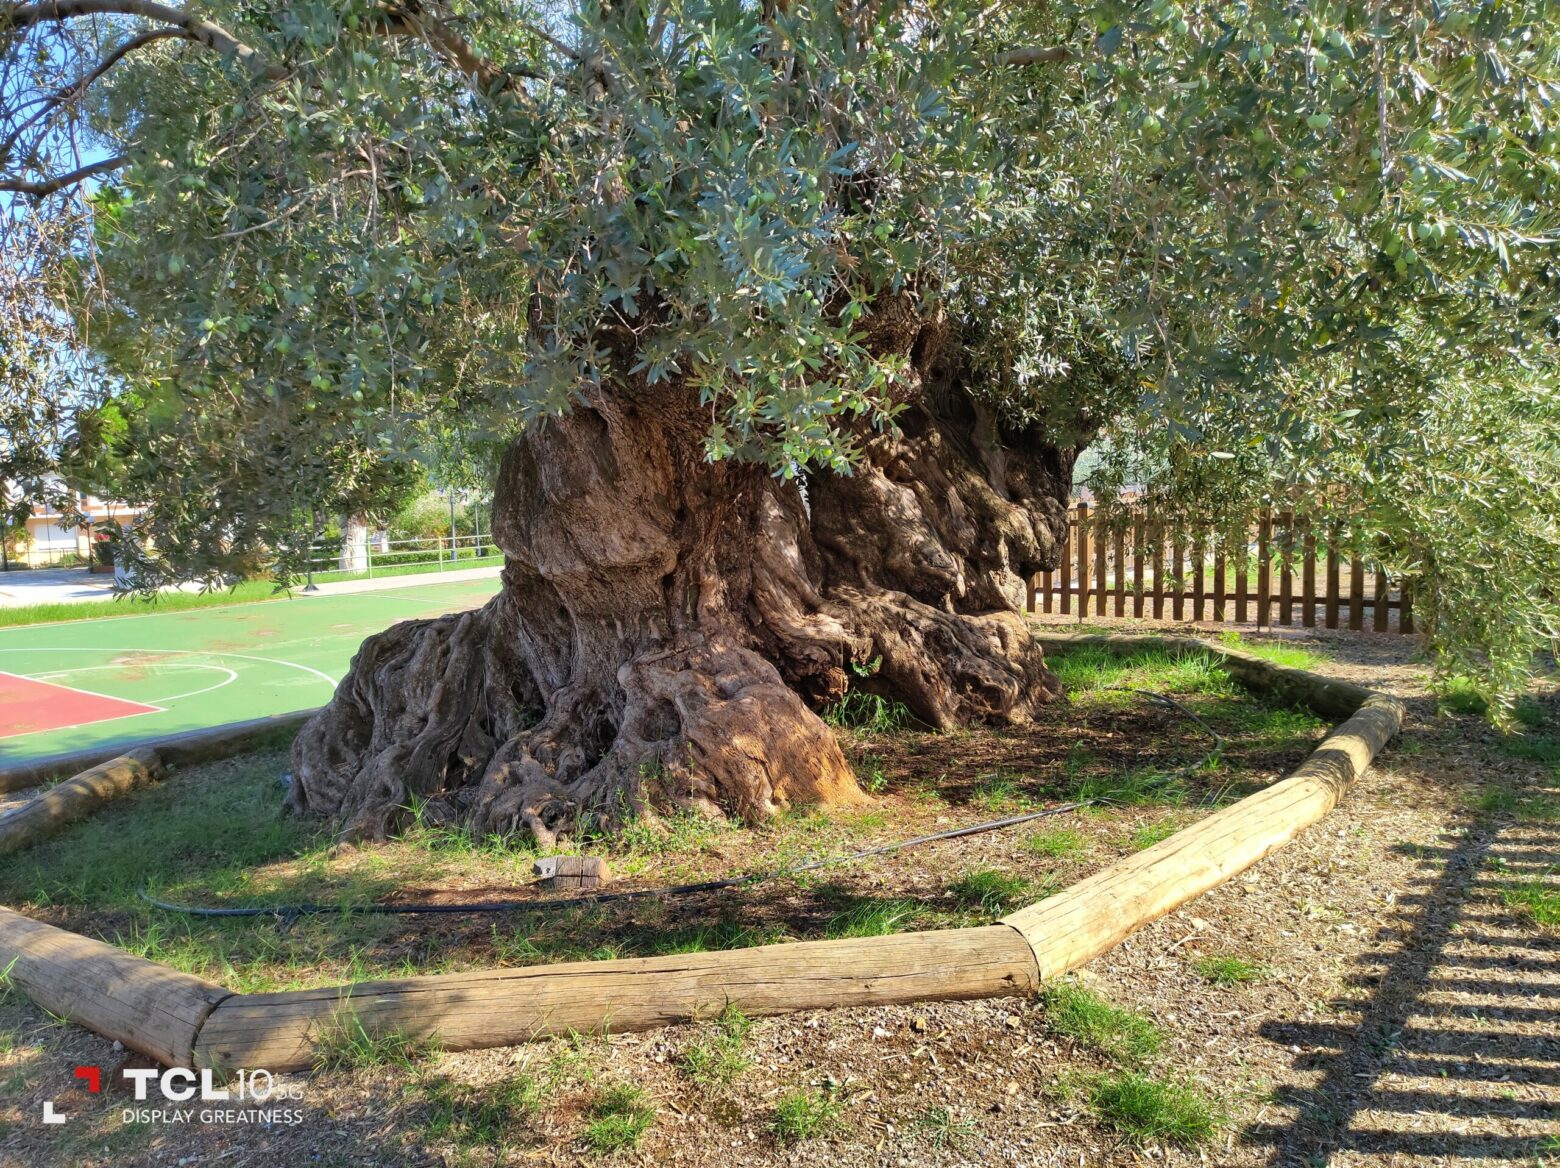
[1474,785,1560,821]
[1497,735,1560,764]
[1024,827,1088,859]
[1217,631,1324,671]
[1129,819,1180,850]
[1503,874,1559,929]
[421,1071,544,1148]
[916,1107,978,1149]
[770,1086,842,1144]
[1075,767,1185,807]
[1514,697,1547,728]
[853,751,890,793]
[1192,954,1270,986]
[948,868,1035,915]
[1052,646,1236,698]
[824,898,924,938]
[1042,981,1162,1064]
[581,1083,656,1154]
[1085,1071,1219,1147]
[1437,676,1489,716]
[971,769,1041,811]
[0,577,285,628]
[312,1007,440,1072]
[679,1004,753,1088]
[823,690,914,733]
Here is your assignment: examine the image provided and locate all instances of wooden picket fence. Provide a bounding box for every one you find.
[1026,503,1415,634]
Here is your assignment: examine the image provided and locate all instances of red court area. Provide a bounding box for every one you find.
[0,671,161,740]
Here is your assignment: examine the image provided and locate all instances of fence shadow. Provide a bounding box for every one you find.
[1244,814,1559,1164]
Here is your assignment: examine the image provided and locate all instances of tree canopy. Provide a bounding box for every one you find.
[2,0,1557,712]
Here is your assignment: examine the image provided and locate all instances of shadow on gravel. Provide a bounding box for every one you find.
[1244,814,1558,1165]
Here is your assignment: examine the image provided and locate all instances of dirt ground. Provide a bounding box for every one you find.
[0,618,1555,1167]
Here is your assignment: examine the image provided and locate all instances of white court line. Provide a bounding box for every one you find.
[0,648,339,688]
[25,662,240,702]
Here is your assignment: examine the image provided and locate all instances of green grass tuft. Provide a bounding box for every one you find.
[915,1107,978,1149]
[770,1087,842,1144]
[1503,875,1559,929]
[1024,827,1088,859]
[1192,954,1270,986]
[1217,632,1323,670]
[581,1083,656,1154]
[312,1007,440,1072]
[1497,735,1560,764]
[948,868,1036,915]
[679,1004,753,1088]
[1437,676,1489,716]
[1129,819,1180,850]
[824,898,923,938]
[421,1071,544,1148]
[1042,982,1162,1064]
[1085,1071,1219,1146]
[823,690,914,733]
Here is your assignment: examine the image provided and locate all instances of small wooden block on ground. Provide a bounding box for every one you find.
[532,855,611,891]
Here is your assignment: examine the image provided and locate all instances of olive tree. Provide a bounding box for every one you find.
[2,0,1555,843]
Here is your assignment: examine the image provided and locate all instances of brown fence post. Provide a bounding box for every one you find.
[1213,535,1227,622]
[1113,525,1126,618]
[1325,523,1341,629]
[1278,511,1294,626]
[1192,536,1205,623]
[1041,565,1053,613]
[1302,520,1317,629]
[1349,544,1366,631]
[1059,510,1072,615]
[1132,516,1146,619]
[1095,516,1108,617]
[1256,511,1272,628]
[1235,528,1249,625]
[1400,581,1414,634]
[1373,568,1390,633]
[1076,502,1091,623]
[1170,530,1184,621]
[1152,524,1166,620]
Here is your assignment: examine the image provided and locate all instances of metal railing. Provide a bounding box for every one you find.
[303,531,503,586]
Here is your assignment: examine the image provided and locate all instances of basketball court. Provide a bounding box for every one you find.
[0,575,501,765]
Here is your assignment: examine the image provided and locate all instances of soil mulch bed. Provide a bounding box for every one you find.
[0,624,1555,1167]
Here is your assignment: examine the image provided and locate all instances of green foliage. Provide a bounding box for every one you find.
[824,898,924,938]
[420,1072,544,1149]
[312,1007,439,1072]
[915,1107,978,1150]
[1083,1072,1220,1147]
[679,1005,754,1089]
[770,1087,843,1144]
[823,691,914,733]
[948,868,1035,915]
[1128,819,1180,850]
[1192,954,1270,986]
[581,1083,656,1154]
[1024,827,1088,859]
[1502,874,1560,929]
[1042,982,1163,1064]
[3,0,1557,703]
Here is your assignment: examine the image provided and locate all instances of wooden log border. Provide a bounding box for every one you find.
[0,634,1404,1073]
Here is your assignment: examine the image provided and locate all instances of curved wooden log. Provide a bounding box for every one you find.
[0,748,164,853]
[193,927,1040,1071]
[0,906,230,1067]
[999,693,1405,977]
[0,635,1404,1072]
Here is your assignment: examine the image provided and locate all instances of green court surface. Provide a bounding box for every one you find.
[0,576,501,766]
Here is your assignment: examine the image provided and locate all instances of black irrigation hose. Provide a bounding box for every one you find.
[140,689,1223,927]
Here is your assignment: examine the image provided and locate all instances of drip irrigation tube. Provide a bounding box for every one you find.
[141,688,1222,926]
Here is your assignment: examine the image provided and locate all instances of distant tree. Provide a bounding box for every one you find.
[1,0,1555,842]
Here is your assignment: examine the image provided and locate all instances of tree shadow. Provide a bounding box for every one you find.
[1243,812,1559,1165]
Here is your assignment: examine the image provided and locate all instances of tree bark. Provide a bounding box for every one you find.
[290,314,1081,843]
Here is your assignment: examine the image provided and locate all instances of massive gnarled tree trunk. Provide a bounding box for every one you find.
[290,308,1080,843]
